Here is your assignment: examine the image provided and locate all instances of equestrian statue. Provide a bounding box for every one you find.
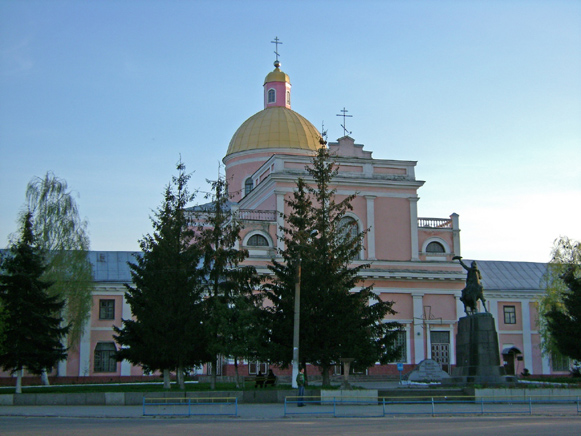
[453,256,488,315]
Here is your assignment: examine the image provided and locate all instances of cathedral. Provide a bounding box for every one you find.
[1,57,559,383]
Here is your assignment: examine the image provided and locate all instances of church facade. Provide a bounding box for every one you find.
[1,59,564,382]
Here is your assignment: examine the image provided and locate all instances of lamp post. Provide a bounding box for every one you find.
[291,229,317,389]
[291,255,301,388]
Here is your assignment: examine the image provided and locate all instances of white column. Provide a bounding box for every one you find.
[78,319,92,376]
[120,295,132,376]
[275,190,285,253]
[521,301,533,372]
[412,293,425,363]
[451,213,461,257]
[542,354,551,375]
[409,197,420,261]
[455,294,465,320]
[488,298,499,330]
[365,195,376,260]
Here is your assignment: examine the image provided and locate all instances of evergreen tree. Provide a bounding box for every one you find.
[545,266,581,362]
[196,177,261,389]
[538,237,581,358]
[263,146,402,386]
[114,160,210,390]
[0,213,70,393]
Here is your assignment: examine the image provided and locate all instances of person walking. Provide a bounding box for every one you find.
[296,368,306,407]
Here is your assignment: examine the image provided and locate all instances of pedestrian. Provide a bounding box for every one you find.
[296,367,306,407]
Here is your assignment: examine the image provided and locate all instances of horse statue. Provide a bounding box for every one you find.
[453,256,488,315]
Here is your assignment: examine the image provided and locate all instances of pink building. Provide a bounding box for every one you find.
[1,60,563,384]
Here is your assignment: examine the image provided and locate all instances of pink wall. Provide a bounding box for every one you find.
[374,197,411,260]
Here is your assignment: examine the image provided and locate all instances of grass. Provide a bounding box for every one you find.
[0,381,296,395]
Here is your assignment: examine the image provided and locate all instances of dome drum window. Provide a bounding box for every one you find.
[267,88,276,104]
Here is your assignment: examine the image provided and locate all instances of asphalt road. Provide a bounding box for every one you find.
[1,416,580,436]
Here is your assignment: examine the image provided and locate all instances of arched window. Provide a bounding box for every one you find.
[247,234,269,247]
[339,216,360,260]
[267,88,276,103]
[244,177,253,196]
[426,241,445,253]
[94,342,117,373]
[286,90,290,106]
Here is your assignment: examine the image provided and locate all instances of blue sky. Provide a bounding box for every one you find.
[1,0,580,262]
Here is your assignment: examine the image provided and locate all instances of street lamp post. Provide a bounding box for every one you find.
[291,230,317,389]
[291,255,301,388]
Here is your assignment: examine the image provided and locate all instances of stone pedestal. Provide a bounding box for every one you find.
[446,313,516,385]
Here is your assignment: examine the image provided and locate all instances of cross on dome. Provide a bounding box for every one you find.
[271,36,283,66]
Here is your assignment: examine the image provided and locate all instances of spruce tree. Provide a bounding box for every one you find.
[0,213,70,393]
[196,177,261,389]
[264,146,402,386]
[114,160,210,390]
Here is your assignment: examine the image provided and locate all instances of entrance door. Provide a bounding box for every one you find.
[430,331,450,373]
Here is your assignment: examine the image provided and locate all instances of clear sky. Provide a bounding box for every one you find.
[1,0,580,262]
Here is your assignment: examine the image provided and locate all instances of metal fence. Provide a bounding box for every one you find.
[284,395,581,418]
[143,396,238,417]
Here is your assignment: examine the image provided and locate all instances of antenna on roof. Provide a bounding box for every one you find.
[271,36,283,65]
[336,107,353,137]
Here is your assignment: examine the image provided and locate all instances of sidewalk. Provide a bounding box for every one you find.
[0,404,286,419]
[1,399,579,420]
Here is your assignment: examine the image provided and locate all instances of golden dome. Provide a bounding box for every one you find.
[264,67,290,84]
[226,106,322,155]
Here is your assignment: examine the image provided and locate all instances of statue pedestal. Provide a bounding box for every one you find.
[446,313,516,386]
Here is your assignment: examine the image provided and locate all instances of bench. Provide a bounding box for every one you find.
[245,374,277,388]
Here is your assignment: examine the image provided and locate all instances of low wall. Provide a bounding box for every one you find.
[0,389,320,406]
[321,390,378,402]
[475,388,581,401]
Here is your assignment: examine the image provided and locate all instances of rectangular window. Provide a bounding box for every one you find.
[94,342,117,372]
[248,361,268,375]
[99,299,115,320]
[391,330,407,363]
[503,306,516,324]
[551,352,570,372]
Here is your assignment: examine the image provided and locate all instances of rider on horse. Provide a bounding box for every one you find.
[453,256,488,315]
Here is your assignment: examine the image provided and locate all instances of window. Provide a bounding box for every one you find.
[94,342,117,372]
[248,361,268,375]
[551,352,570,372]
[503,306,516,324]
[267,88,275,103]
[247,234,269,247]
[338,216,360,260]
[244,177,253,196]
[426,241,445,253]
[99,299,115,320]
[286,90,290,105]
[391,330,407,363]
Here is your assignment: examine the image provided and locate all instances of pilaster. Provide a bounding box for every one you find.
[412,293,425,363]
[409,197,419,261]
[365,195,376,260]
